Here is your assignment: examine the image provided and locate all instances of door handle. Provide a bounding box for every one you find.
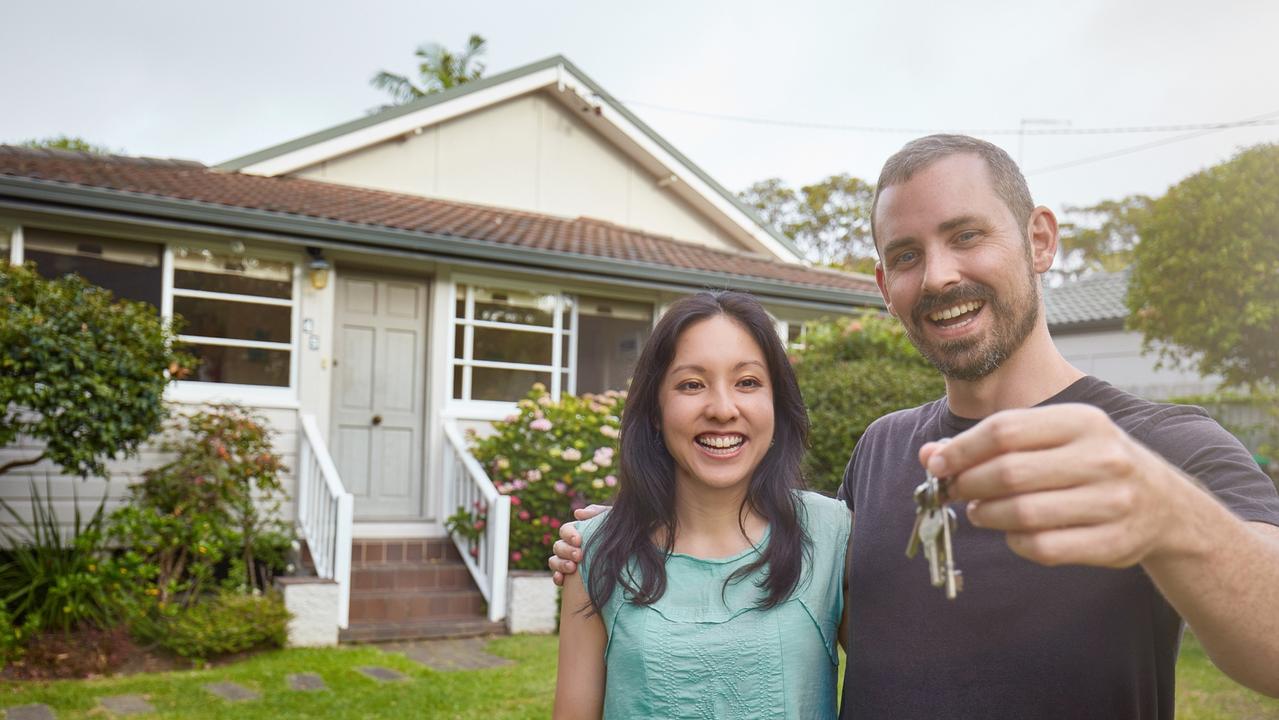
[372,415,383,426]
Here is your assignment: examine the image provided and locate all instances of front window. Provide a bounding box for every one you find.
[172,246,295,387]
[452,284,653,403]
[24,228,162,308]
[453,285,569,401]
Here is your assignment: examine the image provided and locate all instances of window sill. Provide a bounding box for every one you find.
[166,382,300,410]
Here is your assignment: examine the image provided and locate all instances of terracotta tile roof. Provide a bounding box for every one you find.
[0,146,878,297]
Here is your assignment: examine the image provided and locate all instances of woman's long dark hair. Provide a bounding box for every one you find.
[585,290,811,612]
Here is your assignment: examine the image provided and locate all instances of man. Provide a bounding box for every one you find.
[550,134,1279,718]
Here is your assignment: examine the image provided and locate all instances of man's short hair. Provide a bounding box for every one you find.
[870,134,1035,251]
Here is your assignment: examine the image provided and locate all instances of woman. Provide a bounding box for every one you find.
[553,291,850,719]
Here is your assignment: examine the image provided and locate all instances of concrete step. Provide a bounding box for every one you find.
[350,562,474,593]
[340,618,506,643]
[348,588,485,623]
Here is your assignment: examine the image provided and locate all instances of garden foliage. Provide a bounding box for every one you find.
[0,262,190,478]
[0,483,125,634]
[791,313,946,494]
[143,590,289,661]
[465,384,623,570]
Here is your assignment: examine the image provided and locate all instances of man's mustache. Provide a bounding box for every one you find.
[910,284,996,326]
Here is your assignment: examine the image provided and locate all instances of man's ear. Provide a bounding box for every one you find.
[874,260,897,318]
[1026,206,1059,274]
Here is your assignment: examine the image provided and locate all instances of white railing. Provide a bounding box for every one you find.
[442,422,511,622]
[296,414,355,628]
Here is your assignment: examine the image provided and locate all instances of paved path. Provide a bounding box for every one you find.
[4,635,515,717]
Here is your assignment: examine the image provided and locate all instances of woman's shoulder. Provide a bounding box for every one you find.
[794,490,851,524]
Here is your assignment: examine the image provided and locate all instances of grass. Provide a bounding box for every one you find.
[0,631,1275,718]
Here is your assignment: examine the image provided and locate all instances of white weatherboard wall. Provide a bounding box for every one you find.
[294,92,741,253]
[1052,329,1219,399]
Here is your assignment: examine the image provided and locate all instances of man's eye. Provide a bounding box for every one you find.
[956,230,981,243]
[893,251,918,266]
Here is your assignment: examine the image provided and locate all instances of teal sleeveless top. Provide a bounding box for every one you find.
[578,491,851,720]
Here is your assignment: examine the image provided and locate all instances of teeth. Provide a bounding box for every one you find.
[697,435,744,449]
[929,301,983,322]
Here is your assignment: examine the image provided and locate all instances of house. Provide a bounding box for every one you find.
[0,56,880,641]
[1044,269,1218,399]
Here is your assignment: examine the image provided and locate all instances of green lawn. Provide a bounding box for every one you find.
[1,632,1275,718]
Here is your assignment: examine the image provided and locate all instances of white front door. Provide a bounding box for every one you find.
[332,272,429,520]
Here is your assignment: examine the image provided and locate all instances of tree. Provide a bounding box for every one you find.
[0,263,190,478]
[792,314,946,493]
[740,174,876,271]
[370,34,488,106]
[1127,144,1279,389]
[20,136,113,154]
[1052,194,1152,282]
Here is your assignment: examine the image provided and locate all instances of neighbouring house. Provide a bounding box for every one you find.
[0,56,881,641]
[1044,269,1218,399]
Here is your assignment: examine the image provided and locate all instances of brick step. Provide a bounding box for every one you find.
[348,588,485,623]
[351,538,460,566]
[340,618,506,643]
[351,562,475,593]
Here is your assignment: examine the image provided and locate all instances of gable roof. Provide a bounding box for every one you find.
[1044,269,1131,332]
[0,146,880,309]
[217,55,804,262]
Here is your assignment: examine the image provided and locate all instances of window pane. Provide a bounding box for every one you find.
[453,365,465,400]
[173,247,292,299]
[470,367,551,402]
[24,228,162,308]
[576,297,652,395]
[185,344,290,386]
[472,327,552,365]
[174,296,291,343]
[454,325,465,360]
[472,287,556,326]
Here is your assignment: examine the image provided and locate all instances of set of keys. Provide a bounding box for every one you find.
[905,469,964,600]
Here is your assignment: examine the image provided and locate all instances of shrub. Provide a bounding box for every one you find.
[139,590,289,661]
[0,606,38,669]
[466,384,623,570]
[117,405,292,597]
[792,313,946,494]
[0,483,126,633]
[0,262,191,479]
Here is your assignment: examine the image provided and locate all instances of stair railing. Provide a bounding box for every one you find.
[296,413,355,628]
[442,422,511,622]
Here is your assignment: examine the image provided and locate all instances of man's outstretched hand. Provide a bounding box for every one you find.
[549,505,610,586]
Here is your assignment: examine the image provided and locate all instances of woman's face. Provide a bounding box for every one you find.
[659,315,775,494]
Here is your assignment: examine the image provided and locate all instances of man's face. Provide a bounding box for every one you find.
[873,154,1040,381]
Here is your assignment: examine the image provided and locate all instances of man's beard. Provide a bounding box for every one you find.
[903,274,1040,382]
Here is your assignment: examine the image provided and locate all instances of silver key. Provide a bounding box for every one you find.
[905,468,964,600]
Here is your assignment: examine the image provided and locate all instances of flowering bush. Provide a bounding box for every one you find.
[466,383,625,570]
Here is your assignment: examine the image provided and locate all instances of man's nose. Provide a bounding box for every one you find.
[921,247,962,294]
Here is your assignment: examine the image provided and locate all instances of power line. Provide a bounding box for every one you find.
[622,99,1279,137]
[1025,108,1279,174]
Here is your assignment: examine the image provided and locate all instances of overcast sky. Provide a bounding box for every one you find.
[4,0,1277,215]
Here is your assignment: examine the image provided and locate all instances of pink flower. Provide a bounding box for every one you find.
[503,414,520,423]
[550,518,562,529]
[473,520,486,531]
[562,448,582,462]
[513,479,528,490]
[519,510,531,521]
[542,534,553,545]
[470,546,479,558]
[510,495,521,506]
[578,461,599,473]
[530,418,553,432]
[604,474,618,487]
[600,425,619,439]
[526,469,542,482]
[593,447,613,466]
[511,551,523,562]
[554,482,568,494]
[541,515,551,524]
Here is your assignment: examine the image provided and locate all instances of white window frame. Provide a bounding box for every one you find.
[164,241,302,408]
[445,273,656,418]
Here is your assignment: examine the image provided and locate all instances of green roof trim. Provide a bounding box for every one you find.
[0,175,880,311]
[215,55,802,260]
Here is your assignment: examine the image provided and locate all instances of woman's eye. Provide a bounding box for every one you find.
[676,380,703,391]
[738,378,763,388]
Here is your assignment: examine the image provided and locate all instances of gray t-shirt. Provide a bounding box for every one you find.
[836,376,1279,720]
